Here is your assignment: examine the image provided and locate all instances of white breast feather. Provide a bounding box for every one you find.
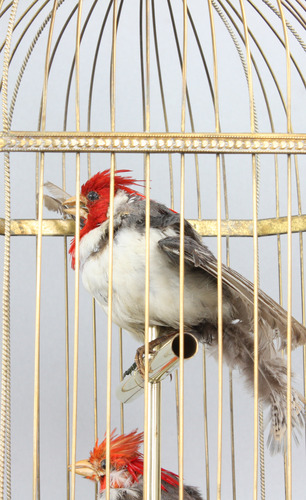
[79,224,108,266]
[80,198,232,336]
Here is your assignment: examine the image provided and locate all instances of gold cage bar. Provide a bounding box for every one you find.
[1,215,306,237]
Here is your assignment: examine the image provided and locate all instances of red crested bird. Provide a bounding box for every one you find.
[45,170,305,452]
[73,429,203,499]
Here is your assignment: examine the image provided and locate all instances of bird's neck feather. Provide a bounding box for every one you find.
[69,188,137,269]
[99,458,179,494]
[99,458,144,491]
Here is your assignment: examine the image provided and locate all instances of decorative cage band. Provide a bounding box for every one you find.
[0,132,305,154]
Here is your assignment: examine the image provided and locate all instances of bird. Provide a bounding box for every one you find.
[73,429,203,499]
[44,169,306,452]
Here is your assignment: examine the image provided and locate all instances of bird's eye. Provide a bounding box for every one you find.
[100,459,106,469]
[87,191,99,202]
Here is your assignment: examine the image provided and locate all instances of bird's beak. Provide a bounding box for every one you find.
[69,459,98,479]
[63,194,88,219]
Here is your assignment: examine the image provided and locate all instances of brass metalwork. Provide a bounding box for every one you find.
[238,2,259,496]
[92,299,98,452]
[116,333,198,403]
[278,2,294,497]
[191,215,306,237]
[119,328,124,435]
[0,219,75,235]
[178,3,187,498]
[146,373,161,500]
[142,2,152,499]
[202,347,210,500]
[259,403,266,499]
[206,1,223,497]
[32,3,59,499]
[2,214,306,237]
[0,2,18,499]
[104,0,118,495]
[70,4,83,500]
[0,1,305,500]
[64,237,70,500]
[229,369,236,500]
[0,131,305,154]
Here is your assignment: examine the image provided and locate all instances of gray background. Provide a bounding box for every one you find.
[0,0,305,498]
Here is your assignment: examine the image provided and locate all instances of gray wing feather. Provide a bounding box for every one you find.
[159,235,306,349]
[113,476,203,499]
[160,481,204,499]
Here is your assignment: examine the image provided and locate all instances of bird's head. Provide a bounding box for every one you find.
[73,430,144,491]
[72,429,179,493]
[65,169,143,268]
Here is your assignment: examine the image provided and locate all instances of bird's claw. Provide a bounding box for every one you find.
[122,345,156,379]
[135,333,178,379]
[134,344,153,378]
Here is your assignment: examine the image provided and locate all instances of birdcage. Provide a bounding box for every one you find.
[0,1,305,499]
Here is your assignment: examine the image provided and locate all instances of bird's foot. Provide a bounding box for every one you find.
[135,333,177,378]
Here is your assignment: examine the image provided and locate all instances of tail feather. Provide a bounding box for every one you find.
[217,317,304,453]
[267,389,304,454]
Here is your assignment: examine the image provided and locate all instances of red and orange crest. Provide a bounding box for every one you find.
[90,429,144,469]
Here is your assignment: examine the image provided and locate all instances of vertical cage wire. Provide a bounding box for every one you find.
[69,3,82,500]
[207,2,224,499]
[238,3,260,498]
[33,3,59,499]
[178,2,187,500]
[278,2,293,496]
[0,2,18,499]
[143,0,150,495]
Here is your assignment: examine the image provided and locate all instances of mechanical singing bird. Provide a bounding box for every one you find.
[73,429,203,499]
[45,169,306,452]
